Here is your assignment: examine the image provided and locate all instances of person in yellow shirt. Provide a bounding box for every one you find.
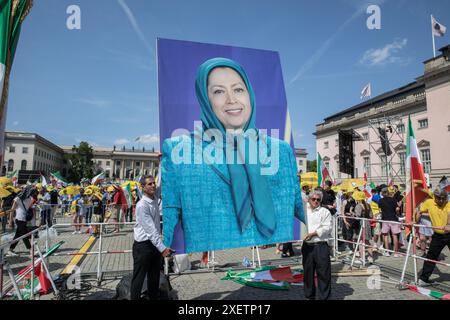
[416,188,450,286]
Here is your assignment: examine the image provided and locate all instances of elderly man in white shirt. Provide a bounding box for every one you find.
[301,189,333,300]
[130,175,173,300]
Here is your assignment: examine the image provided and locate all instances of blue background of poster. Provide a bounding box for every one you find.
[157,38,300,253]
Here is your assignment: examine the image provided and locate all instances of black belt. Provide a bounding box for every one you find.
[305,241,328,246]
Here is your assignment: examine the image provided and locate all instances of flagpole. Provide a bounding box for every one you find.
[431,15,436,58]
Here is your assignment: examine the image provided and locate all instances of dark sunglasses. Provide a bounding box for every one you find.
[310,198,321,202]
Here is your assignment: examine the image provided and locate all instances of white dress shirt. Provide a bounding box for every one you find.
[133,195,166,253]
[306,204,332,244]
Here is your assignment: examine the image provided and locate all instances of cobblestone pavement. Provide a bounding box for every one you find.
[2,215,449,300]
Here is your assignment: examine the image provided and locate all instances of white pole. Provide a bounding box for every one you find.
[431,15,437,58]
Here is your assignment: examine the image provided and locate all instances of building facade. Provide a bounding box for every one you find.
[315,45,450,188]
[3,131,65,176]
[61,146,159,181]
[295,148,308,174]
[3,132,159,182]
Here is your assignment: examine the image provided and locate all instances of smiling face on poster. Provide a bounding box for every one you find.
[158,40,305,253]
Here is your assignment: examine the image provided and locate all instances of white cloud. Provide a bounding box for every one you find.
[115,138,130,145]
[104,48,153,71]
[135,134,159,144]
[289,0,389,85]
[359,39,409,66]
[117,0,155,58]
[78,98,111,108]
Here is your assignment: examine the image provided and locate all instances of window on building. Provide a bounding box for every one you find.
[98,160,102,166]
[34,149,37,155]
[33,161,36,169]
[106,161,110,166]
[363,157,371,177]
[420,149,432,174]
[7,159,14,172]
[397,124,405,134]
[9,146,15,153]
[105,170,110,178]
[418,119,428,129]
[21,160,27,170]
[116,160,121,166]
[399,152,406,176]
[324,141,329,149]
[362,133,369,141]
[125,160,132,168]
[135,168,140,176]
[335,139,338,147]
[299,160,303,166]
[22,147,28,154]
[136,161,140,167]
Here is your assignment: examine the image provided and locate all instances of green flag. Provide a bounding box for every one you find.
[0,0,32,171]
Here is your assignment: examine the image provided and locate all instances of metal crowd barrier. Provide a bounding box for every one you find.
[2,202,449,300]
[333,214,450,287]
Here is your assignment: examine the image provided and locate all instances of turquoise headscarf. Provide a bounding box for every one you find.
[195,57,277,239]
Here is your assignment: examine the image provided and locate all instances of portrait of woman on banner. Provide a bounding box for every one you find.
[162,57,304,253]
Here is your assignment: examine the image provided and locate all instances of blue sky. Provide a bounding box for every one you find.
[6,0,450,159]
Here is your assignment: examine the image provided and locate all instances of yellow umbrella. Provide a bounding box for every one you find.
[85,185,101,193]
[331,186,341,193]
[0,187,11,198]
[107,186,115,193]
[65,185,80,196]
[300,172,318,188]
[121,181,141,189]
[5,185,20,193]
[0,177,12,186]
[339,179,366,191]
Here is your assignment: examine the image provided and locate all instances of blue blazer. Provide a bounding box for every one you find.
[161,133,305,253]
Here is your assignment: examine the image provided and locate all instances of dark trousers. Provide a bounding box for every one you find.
[40,209,52,227]
[85,207,93,224]
[125,208,133,222]
[10,220,31,251]
[1,216,7,233]
[282,243,294,256]
[130,241,162,300]
[343,220,360,250]
[301,242,331,300]
[420,233,450,281]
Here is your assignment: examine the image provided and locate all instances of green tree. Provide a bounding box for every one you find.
[307,160,317,173]
[65,142,95,183]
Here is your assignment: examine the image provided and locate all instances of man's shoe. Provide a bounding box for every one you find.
[418,279,432,287]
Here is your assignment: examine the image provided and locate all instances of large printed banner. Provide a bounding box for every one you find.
[157,38,301,253]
